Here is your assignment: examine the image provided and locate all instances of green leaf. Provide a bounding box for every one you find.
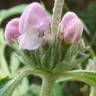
[0,72,7,81]
[10,52,20,74]
[57,70,96,86]
[0,4,27,24]
[0,30,10,76]
[18,78,29,95]
[30,84,41,96]
[0,77,10,89]
[0,67,38,96]
[12,78,29,96]
[0,29,6,46]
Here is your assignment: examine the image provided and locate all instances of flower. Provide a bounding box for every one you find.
[60,11,83,43]
[19,2,51,50]
[5,18,20,44]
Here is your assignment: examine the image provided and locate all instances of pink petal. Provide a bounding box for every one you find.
[5,18,20,44]
[19,2,51,34]
[64,18,83,43]
[18,31,42,50]
[60,11,83,43]
[61,11,78,27]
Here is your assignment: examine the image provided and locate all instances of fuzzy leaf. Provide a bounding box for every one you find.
[57,70,96,86]
[0,77,10,89]
[0,67,37,96]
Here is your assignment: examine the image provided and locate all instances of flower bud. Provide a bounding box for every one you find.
[60,12,83,43]
[5,18,20,44]
[19,2,51,50]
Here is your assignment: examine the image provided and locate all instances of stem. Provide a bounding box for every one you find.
[89,87,96,96]
[40,76,55,96]
[51,0,64,38]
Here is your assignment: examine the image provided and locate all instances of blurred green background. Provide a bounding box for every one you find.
[0,0,96,96]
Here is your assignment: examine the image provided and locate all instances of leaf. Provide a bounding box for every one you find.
[12,78,29,96]
[10,52,20,74]
[30,84,41,96]
[18,78,29,95]
[56,70,96,86]
[0,67,37,96]
[0,72,7,81]
[0,29,10,76]
[0,29,6,46]
[0,4,27,24]
[0,77,10,89]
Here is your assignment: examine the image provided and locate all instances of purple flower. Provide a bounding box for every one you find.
[5,18,20,44]
[19,2,51,50]
[60,12,83,43]
[5,3,83,50]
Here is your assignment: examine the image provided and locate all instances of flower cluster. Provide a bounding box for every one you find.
[5,2,83,50]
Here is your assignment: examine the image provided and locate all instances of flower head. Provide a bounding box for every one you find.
[19,2,51,50]
[60,12,83,43]
[5,18,20,44]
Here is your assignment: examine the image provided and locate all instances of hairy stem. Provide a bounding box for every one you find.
[89,87,96,96]
[51,0,64,38]
[40,75,55,96]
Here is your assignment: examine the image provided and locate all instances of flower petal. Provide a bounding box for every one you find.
[60,11,83,43]
[64,18,83,42]
[5,18,20,44]
[19,2,50,34]
[61,11,77,27]
[18,31,42,50]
